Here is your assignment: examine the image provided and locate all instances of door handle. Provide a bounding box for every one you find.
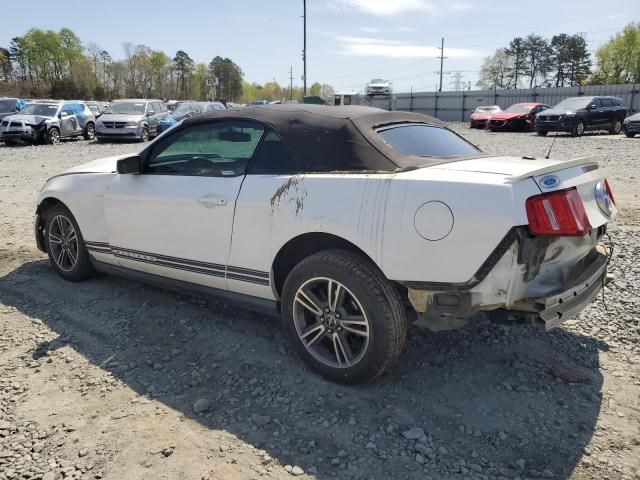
[198,194,227,207]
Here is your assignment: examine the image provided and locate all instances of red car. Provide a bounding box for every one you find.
[469,105,501,128]
[488,102,551,132]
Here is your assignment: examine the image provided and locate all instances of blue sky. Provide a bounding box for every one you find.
[2,0,639,93]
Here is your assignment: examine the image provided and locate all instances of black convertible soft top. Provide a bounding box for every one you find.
[183,104,480,172]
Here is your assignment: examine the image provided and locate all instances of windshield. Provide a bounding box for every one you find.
[370,79,385,83]
[104,102,146,115]
[377,123,480,158]
[505,104,533,113]
[19,103,59,116]
[0,100,17,113]
[554,97,592,110]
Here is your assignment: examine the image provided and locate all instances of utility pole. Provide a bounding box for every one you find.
[437,37,446,92]
[303,0,307,96]
[289,66,294,101]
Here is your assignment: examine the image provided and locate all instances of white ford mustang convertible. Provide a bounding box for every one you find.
[35,105,616,383]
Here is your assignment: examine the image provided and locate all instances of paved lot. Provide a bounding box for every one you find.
[0,127,639,480]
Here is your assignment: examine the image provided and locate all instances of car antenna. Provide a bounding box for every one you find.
[544,123,562,159]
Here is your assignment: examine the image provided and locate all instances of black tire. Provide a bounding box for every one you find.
[83,122,96,140]
[624,131,636,138]
[140,126,149,142]
[43,204,96,282]
[609,119,622,135]
[3,139,19,146]
[281,249,407,384]
[536,130,548,136]
[47,127,61,145]
[571,120,585,137]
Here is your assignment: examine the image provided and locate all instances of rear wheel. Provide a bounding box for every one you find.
[47,127,60,145]
[609,119,622,135]
[536,130,548,136]
[44,204,96,282]
[281,250,407,384]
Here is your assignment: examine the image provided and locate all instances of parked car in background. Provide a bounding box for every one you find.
[252,100,269,105]
[488,102,551,132]
[536,96,627,137]
[365,79,392,96]
[1,100,95,145]
[622,112,640,138]
[0,97,26,120]
[96,99,168,142]
[84,101,105,118]
[35,105,615,383]
[469,105,501,128]
[157,101,226,134]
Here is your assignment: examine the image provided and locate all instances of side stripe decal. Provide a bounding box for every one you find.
[85,241,269,286]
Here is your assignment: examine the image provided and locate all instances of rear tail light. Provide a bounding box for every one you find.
[604,178,616,205]
[525,188,591,236]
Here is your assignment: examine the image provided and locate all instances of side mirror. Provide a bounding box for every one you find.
[116,155,141,174]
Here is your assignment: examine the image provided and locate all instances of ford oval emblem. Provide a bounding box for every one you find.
[540,175,560,189]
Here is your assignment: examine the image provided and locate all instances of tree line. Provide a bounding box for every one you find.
[477,23,640,90]
[0,27,336,103]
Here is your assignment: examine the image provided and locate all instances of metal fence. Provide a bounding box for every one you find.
[366,84,640,122]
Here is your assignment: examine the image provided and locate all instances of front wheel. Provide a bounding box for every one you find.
[47,127,60,145]
[83,123,95,140]
[572,120,585,137]
[536,130,548,136]
[609,119,622,135]
[281,250,407,384]
[625,130,636,138]
[44,204,96,281]
[140,126,149,142]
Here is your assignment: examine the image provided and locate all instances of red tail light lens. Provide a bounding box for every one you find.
[525,188,591,236]
[604,178,616,205]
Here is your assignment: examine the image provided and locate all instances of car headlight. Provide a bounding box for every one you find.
[126,121,138,127]
[623,117,629,124]
[563,112,576,118]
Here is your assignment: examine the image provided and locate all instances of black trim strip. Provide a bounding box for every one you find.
[85,241,270,286]
[91,260,280,317]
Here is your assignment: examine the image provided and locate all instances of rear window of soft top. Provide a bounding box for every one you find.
[376,123,480,158]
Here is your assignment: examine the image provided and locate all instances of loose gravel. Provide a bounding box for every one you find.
[0,129,639,480]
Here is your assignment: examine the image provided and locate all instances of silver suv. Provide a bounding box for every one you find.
[96,99,168,142]
[0,100,96,145]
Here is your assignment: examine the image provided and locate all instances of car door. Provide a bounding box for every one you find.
[600,98,615,127]
[586,98,605,128]
[145,102,158,135]
[58,104,79,138]
[103,120,265,290]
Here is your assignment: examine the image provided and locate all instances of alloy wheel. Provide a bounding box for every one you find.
[49,129,60,144]
[292,277,370,368]
[86,124,95,139]
[48,215,79,272]
[576,121,584,136]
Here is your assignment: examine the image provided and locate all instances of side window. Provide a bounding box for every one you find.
[146,121,265,177]
[249,130,298,175]
[146,103,156,115]
[60,104,75,115]
[601,98,613,108]
[154,102,165,113]
[590,99,602,109]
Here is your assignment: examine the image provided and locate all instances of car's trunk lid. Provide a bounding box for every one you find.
[432,155,615,228]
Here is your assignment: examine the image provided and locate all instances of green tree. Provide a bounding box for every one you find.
[593,23,640,84]
[173,50,194,99]
[523,34,552,88]
[209,56,243,101]
[505,37,527,88]
[309,82,322,96]
[476,48,512,90]
[550,34,591,87]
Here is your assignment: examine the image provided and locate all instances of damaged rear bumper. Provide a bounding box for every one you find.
[401,227,611,331]
[538,248,608,329]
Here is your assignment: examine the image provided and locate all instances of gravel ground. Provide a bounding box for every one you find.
[0,128,639,480]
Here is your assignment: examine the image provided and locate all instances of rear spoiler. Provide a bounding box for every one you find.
[505,156,600,183]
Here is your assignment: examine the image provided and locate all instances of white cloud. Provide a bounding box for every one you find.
[449,1,472,11]
[397,26,415,32]
[337,36,475,58]
[333,0,433,16]
[360,27,381,33]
